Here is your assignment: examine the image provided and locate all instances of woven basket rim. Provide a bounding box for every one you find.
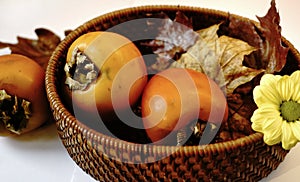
[45,5,298,158]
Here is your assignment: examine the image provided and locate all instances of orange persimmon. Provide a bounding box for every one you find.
[64,31,148,117]
[0,54,50,134]
[141,68,228,144]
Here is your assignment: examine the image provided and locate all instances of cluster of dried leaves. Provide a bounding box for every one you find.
[172,24,263,94]
[0,28,69,70]
[147,0,288,95]
[145,0,288,144]
[228,0,289,74]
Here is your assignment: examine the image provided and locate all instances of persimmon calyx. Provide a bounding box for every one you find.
[64,47,99,91]
[0,89,32,134]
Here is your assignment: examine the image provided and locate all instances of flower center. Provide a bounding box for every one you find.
[280,101,300,122]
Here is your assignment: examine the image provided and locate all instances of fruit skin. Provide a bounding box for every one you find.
[141,68,228,144]
[0,54,50,134]
[65,31,148,116]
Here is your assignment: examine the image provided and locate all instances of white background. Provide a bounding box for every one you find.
[1,0,300,181]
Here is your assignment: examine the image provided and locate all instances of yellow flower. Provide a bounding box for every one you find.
[251,70,300,150]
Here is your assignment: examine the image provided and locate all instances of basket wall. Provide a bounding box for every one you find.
[45,5,300,181]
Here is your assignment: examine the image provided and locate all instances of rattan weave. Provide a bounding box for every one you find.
[45,5,300,181]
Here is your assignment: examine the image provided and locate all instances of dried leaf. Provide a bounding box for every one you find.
[171,24,224,87]
[172,24,264,94]
[257,0,289,73]
[228,16,263,50]
[227,15,264,69]
[227,93,243,112]
[173,11,194,28]
[228,0,288,73]
[218,36,264,94]
[0,28,61,70]
[145,11,199,73]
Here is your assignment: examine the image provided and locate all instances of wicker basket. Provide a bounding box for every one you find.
[45,5,300,181]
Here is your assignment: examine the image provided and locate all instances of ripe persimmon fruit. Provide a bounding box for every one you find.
[141,68,228,144]
[63,31,148,117]
[0,54,50,135]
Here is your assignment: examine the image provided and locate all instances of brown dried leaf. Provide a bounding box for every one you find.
[257,0,289,73]
[218,36,264,93]
[172,24,264,94]
[0,28,61,70]
[227,93,243,112]
[145,11,199,73]
[227,15,264,69]
[173,10,194,28]
[228,0,288,73]
[171,24,222,85]
[228,112,254,135]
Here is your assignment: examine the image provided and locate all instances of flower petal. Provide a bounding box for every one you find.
[262,116,282,131]
[251,105,281,132]
[277,75,293,101]
[259,73,280,85]
[262,117,283,145]
[290,120,300,140]
[290,71,300,101]
[253,104,281,117]
[281,121,298,150]
[251,110,264,132]
[290,70,300,82]
[253,82,281,107]
[264,132,282,146]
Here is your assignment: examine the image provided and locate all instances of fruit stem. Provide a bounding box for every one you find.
[64,47,99,91]
[0,89,31,134]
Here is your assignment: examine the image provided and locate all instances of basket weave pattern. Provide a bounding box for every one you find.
[45,5,300,181]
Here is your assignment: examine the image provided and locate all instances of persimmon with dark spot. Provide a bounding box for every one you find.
[63,31,148,117]
[0,54,50,134]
